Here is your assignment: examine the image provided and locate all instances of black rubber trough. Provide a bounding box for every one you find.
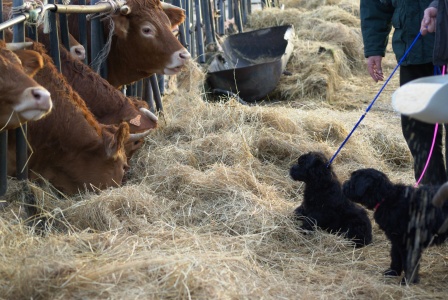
[207,25,295,103]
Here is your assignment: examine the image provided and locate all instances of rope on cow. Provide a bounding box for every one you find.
[90,19,115,74]
[10,0,46,26]
[86,0,126,21]
[85,0,126,73]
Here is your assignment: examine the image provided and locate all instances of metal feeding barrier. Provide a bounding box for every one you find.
[0,0,274,199]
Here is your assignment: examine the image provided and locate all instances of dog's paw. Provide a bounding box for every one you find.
[400,275,419,285]
[384,269,400,277]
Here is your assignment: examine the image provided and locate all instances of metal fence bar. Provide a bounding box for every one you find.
[77,0,88,64]
[194,0,204,63]
[58,1,70,51]
[90,0,107,77]
[0,0,6,197]
[12,0,28,181]
[150,74,163,113]
[0,132,6,196]
[217,0,225,36]
[48,0,62,72]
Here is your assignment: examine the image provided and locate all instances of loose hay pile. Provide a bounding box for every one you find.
[1,0,447,299]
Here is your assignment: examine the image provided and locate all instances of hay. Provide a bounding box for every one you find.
[248,6,364,103]
[1,0,446,298]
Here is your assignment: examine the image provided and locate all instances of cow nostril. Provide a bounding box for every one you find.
[32,88,51,103]
[180,51,191,60]
[72,46,86,60]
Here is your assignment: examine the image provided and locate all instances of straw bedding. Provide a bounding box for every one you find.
[1,0,447,299]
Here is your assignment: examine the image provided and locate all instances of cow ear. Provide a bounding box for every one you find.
[103,122,130,158]
[112,15,130,39]
[12,49,44,77]
[163,4,186,27]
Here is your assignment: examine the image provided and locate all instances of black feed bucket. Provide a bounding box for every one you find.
[207,24,294,102]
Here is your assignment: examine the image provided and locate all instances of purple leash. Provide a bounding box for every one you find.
[326,31,423,168]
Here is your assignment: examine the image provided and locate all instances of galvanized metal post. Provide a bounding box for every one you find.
[143,78,156,113]
[234,0,243,33]
[58,0,70,51]
[228,0,233,19]
[183,0,192,52]
[172,0,187,47]
[217,0,226,36]
[78,0,88,64]
[150,74,164,113]
[136,80,143,99]
[241,0,248,25]
[186,0,195,57]
[48,0,62,72]
[0,0,6,197]
[157,74,165,95]
[12,0,29,181]
[90,0,107,78]
[194,0,205,63]
[0,132,6,196]
[201,0,215,48]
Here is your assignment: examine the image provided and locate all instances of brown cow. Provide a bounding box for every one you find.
[58,45,158,157]
[0,40,52,130]
[8,42,132,195]
[68,0,191,88]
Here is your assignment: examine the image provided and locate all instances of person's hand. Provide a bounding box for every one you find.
[366,56,384,82]
[421,7,438,35]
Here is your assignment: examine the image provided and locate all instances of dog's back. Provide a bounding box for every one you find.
[290,152,372,247]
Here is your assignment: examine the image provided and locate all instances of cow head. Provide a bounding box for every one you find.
[107,0,191,87]
[38,122,130,195]
[68,33,86,61]
[0,41,52,130]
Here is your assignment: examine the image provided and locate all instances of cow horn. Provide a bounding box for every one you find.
[120,5,131,15]
[432,182,448,208]
[161,2,184,11]
[5,42,33,51]
[140,108,158,122]
[128,129,153,142]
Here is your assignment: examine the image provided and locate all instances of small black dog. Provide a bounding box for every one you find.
[342,168,448,284]
[289,151,372,248]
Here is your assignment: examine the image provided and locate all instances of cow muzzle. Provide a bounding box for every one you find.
[164,48,191,75]
[14,87,52,121]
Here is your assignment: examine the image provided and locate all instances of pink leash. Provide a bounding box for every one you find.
[414,65,445,187]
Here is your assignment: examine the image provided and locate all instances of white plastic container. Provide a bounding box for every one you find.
[392,75,448,124]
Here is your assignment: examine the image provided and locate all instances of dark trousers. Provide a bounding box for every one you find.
[400,63,448,185]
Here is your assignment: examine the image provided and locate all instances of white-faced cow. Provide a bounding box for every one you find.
[0,40,52,130]
[68,0,191,88]
[58,45,158,157]
[8,42,134,195]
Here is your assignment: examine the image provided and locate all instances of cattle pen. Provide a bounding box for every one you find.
[0,0,263,198]
[1,0,448,298]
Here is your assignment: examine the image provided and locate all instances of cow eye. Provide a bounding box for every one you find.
[141,26,154,37]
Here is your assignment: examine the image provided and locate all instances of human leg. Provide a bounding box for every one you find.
[400,64,447,185]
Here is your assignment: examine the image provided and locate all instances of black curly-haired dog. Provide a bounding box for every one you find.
[342,168,448,284]
[289,151,372,248]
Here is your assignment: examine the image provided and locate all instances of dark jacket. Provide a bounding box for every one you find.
[361,0,435,66]
[430,0,448,65]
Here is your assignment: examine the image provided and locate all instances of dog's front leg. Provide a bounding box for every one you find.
[384,242,403,277]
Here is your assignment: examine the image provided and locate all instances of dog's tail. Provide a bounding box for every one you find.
[432,182,448,208]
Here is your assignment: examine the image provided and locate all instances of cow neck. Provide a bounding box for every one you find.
[31,44,103,144]
[60,47,126,119]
